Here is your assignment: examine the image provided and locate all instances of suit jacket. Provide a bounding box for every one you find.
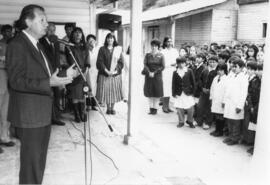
[6,32,53,128]
[39,36,60,71]
[172,68,195,97]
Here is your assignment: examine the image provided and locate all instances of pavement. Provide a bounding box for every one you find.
[0,99,253,185]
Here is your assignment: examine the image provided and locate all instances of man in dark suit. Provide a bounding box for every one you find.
[40,22,65,126]
[6,4,76,184]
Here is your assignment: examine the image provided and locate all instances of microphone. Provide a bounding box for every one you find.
[57,39,75,47]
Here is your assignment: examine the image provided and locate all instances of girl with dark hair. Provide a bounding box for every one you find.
[172,57,196,128]
[66,27,90,122]
[143,39,165,115]
[96,33,124,115]
[160,36,178,113]
[246,45,259,61]
[209,63,228,136]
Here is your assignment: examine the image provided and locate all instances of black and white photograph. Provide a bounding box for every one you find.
[0,0,269,184]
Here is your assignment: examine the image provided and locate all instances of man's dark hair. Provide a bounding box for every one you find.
[86,34,96,41]
[14,4,44,31]
[247,61,258,71]
[216,63,228,75]
[1,24,12,34]
[64,23,75,30]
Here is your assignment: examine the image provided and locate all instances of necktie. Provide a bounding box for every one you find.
[37,42,52,76]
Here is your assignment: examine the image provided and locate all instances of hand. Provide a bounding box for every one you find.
[235,108,242,114]
[66,64,79,78]
[50,68,73,87]
[149,72,154,78]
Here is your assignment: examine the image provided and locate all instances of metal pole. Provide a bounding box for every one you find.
[124,0,142,144]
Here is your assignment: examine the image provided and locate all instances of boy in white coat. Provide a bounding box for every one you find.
[223,58,248,145]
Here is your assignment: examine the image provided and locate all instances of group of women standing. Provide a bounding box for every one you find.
[66,30,124,122]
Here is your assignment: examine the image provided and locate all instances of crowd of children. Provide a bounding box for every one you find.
[144,38,264,155]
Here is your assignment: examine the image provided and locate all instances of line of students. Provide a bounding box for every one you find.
[143,38,264,155]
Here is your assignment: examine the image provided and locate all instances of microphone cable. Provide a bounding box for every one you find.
[69,119,119,185]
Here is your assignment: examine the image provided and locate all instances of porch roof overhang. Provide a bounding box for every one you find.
[121,0,227,27]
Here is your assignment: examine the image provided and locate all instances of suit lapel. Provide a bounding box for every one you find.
[21,33,51,77]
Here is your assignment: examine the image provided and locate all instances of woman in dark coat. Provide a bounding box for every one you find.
[143,39,165,115]
[66,27,90,122]
[96,33,124,115]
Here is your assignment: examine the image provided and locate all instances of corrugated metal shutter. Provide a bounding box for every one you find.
[175,10,212,48]
[0,0,90,36]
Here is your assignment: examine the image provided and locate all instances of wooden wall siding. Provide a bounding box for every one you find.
[175,10,212,48]
[0,0,90,35]
[237,2,268,43]
[211,9,238,44]
[142,21,172,53]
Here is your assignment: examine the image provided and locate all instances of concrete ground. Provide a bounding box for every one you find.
[0,98,253,185]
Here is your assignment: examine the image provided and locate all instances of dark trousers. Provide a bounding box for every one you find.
[213,113,225,133]
[195,93,213,126]
[16,125,51,184]
[52,87,61,120]
[242,110,256,144]
[227,119,241,142]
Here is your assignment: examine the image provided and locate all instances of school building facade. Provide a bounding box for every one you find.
[119,0,268,54]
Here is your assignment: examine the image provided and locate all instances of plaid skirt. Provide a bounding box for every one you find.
[96,75,123,104]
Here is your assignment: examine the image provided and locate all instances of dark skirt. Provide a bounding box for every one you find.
[96,74,123,104]
[67,81,84,100]
[144,74,163,98]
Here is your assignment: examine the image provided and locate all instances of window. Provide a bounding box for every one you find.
[263,23,267,38]
[148,26,160,39]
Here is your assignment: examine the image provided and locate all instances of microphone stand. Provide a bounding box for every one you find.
[66,46,113,185]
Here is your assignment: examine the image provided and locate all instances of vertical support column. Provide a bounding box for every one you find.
[124,0,142,144]
[89,1,97,35]
[170,18,176,46]
[248,2,270,185]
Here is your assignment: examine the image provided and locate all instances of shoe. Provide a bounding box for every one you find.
[91,106,98,111]
[223,138,232,143]
[227,140,238,146]
[247,147,254,155]
[203,123,210,130]
[148,108,154,114]
[111,110,116,115]
[213,132,223,137]
[168,109,174,113]
[177,123,184,128]
[0,147,3,154]
[186,121,195,128]
[162,109,169,113]
[210,130,218,136]
[106,109,111,115]
[152,108,157,115]
[52,119,65,126]
[0,141,15,147]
